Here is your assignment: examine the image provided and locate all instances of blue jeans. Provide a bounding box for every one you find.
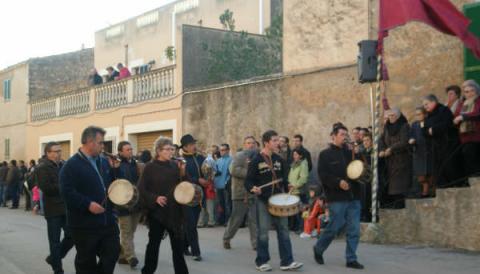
[314,200,361,263]
[46,215,75,273]
[215,188,231,225]
[255,198,294,267]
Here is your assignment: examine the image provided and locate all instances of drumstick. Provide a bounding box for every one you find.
[257,179,282,190]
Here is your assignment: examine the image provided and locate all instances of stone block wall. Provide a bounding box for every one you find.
[29,48,94,100]
[362,177,480,251]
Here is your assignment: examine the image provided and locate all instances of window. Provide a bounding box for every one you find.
[136,11,159,28]
[105,25,125,39]
[4,138,10,160]
[3,79,11,101]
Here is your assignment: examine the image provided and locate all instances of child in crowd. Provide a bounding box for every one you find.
[199,151,217,227]
[409,107,433,197]
[32,185,41,215]
[300,185,328,239]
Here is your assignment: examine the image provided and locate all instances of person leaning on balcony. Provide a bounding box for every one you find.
[453,80,480,177]
[106,66,119,82]
[88,68,103,86]
[116,63,131,80]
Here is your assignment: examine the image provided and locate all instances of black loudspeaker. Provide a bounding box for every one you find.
[357,40,380,83]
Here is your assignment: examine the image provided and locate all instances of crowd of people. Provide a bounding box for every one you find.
[87,62,132,86]
[0,79,479,274]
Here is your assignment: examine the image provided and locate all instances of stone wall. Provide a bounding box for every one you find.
[283,0,369,74]
[29,48,94,100]
[183,65,368,163]
[362,177,480,251]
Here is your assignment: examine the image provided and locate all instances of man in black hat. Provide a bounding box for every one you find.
[180,134,206,261]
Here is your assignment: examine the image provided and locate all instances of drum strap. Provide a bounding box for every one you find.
[260,152,282,195]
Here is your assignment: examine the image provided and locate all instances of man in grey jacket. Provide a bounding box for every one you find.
[223,136,258,250]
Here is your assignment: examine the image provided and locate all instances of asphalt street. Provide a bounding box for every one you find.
[0,207,478,274]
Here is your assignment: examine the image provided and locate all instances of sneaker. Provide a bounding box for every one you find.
[223,240,231,249]
[313,247,324,265]
[117,258,129,265]
[299,232,311,239]
[346,261,364,269]
[256,263,273,272]
[184,249,192,256]
[129,257,139,268]
[193,255,202,261]
[280,261,303,271]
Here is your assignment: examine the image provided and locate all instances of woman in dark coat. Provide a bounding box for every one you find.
[379,107,411,208]
[422,94,462,189]
[409,107,433,197]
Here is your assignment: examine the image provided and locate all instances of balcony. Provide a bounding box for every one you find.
[29,65,175,122]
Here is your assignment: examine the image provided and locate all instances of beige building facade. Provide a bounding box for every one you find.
[25,0,273,161]
[0,63,29,162]
[95,0,272,74]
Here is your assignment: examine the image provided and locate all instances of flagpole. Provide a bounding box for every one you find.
[370,55,381,224]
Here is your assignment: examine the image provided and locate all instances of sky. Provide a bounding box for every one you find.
[0,0,176,70]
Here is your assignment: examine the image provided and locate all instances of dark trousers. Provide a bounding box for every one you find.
[71,225,120,274]
[7,182,19,207]
[24,186,31,210]
[361,182,372,222]
[142,217,188,274]
[46,215,75,273]
[462,142,480,177]
[184,206,201,256]
[215,188,231,225]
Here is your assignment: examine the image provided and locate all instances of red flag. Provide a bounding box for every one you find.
[378,0,480,79]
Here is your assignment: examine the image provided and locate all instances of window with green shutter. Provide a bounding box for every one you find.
[464,3,480,83]
[4,138,10,161]
[3,79,11,101]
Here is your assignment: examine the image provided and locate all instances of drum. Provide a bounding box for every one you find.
[174,181,203,207]
[108,179,139,209]
[268,194,300,217]
[346,160,371,183]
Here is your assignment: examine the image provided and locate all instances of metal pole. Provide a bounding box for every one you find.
[371,55,382,223]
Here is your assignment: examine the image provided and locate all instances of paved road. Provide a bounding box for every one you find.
[0,207,478,274]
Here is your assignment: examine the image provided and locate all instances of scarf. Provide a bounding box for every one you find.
[385,114,408,136]
[460,95,479,133]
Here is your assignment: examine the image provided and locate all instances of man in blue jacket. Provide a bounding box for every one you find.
[60,126,119,274]
[214,143,232,225]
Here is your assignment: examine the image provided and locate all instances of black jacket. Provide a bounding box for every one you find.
[0,165,8,184]
[245,152,288,202]
[36,159,66,218]
[317,144,361,203]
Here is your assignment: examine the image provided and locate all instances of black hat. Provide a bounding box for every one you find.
[180,134,197,148]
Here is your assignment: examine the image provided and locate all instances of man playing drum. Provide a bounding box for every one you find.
[180,134,206,261]
[137,137,189,274]
[113,141,142,268]
[59,126,120,274]
[245,130,303,272]
[313,124,364,269]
